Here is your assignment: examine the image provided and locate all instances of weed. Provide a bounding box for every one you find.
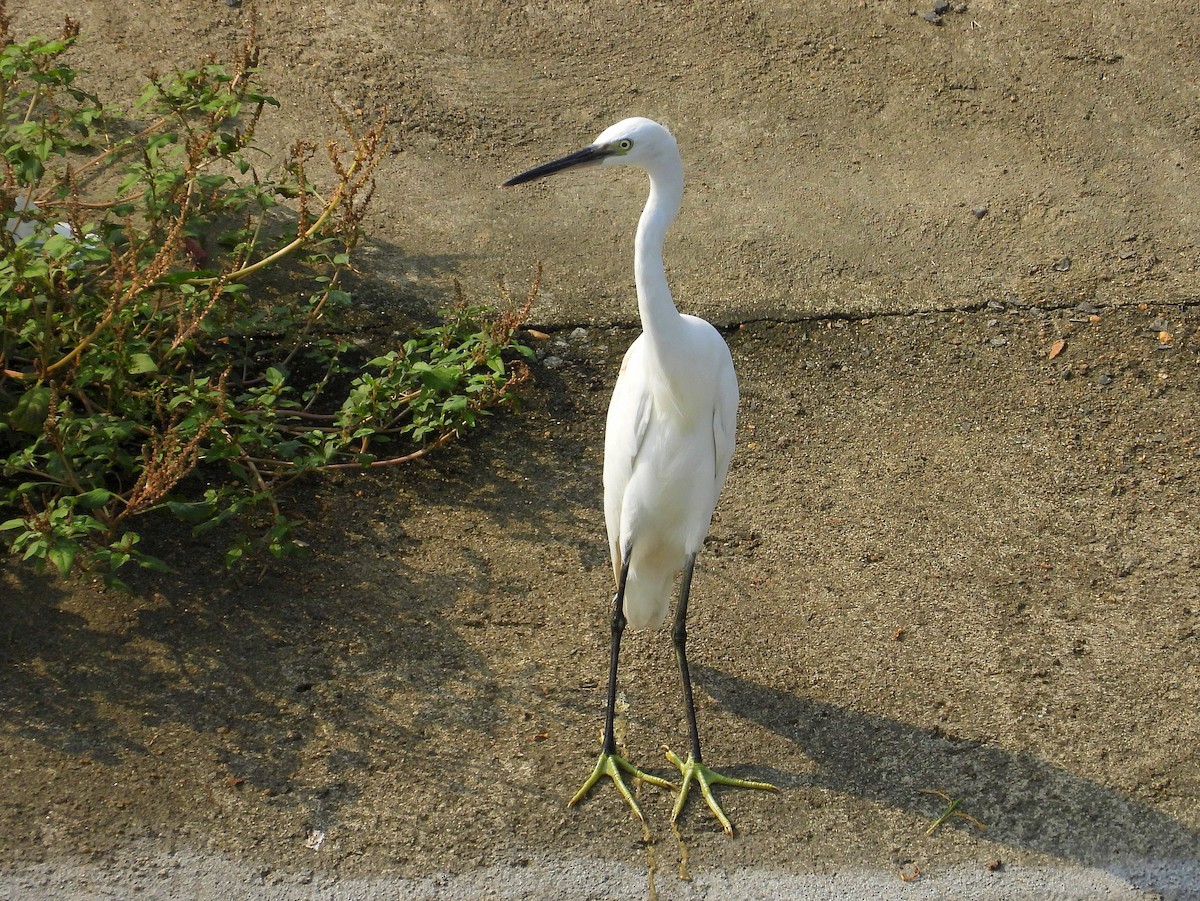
[0,8,533,582]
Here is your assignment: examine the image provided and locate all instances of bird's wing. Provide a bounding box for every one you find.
[611,341,655,463]
[711,355,738,492]
[603,339,654,580]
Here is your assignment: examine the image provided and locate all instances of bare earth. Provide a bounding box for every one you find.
[3,1,1200,899]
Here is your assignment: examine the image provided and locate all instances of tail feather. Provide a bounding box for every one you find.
[622,563,673,630]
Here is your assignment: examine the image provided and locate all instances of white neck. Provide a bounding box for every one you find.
[633,157,686,352]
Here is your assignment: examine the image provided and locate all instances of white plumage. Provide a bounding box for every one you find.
[604,315,737,629]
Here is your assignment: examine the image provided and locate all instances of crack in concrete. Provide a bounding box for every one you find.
[530,295,1200,335]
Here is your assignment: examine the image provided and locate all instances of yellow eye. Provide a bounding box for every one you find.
[618,139,633,152]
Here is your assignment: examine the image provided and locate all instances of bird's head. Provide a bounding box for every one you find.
[502,117,678,187]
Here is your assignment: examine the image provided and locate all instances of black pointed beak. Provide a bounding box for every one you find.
[502,144,607,187]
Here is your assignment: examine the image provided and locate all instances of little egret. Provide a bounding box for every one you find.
[504,117,776,835]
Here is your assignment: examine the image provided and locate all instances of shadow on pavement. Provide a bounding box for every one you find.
[697,664,1200,898]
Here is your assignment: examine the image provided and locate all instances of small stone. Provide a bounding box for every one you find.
[933,0,951,13]
[922,10,943,24]
[987,299,1005,312]
[989,337,1008,347]
[543,355,564,370]
[1097,373,1113,386]
[1076,301,1100,315]
[569,326,589,341]
[1117,555,1141,577]
[1052,256,1073,272]
[226,0,242,6]
[970,206,989,219]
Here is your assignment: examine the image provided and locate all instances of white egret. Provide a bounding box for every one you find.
[504,117,776,835]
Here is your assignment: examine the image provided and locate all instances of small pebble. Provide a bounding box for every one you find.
[933,0,951,13]
[570,326,589,341]
[543,355,564,370]
[1097,373,1113,386]
[989,337,1008,347]
[1052,256,1073,272]
[987,299,1005,312]
[970,206,989,219]
[1076,301,1100,315]
[226,0,242,6]
[922,11,943,24]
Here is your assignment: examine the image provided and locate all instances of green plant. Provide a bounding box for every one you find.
[0,8,534,581]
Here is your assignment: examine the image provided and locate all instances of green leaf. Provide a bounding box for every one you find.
[8,385,51,434]
[412,362,460,391]
[128,353,159,374]
[163,500,214,525]
[135,554,172,573]
[48,543,76,577]
[75,488,115,509]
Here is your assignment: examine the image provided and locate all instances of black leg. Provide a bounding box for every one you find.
[666,553,778,835]
[673,554,703,764]
[568,545,673,819]
[602,549,632,756]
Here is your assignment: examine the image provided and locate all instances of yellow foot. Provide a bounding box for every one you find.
[569,750,675,823]
[665,748,778,837]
